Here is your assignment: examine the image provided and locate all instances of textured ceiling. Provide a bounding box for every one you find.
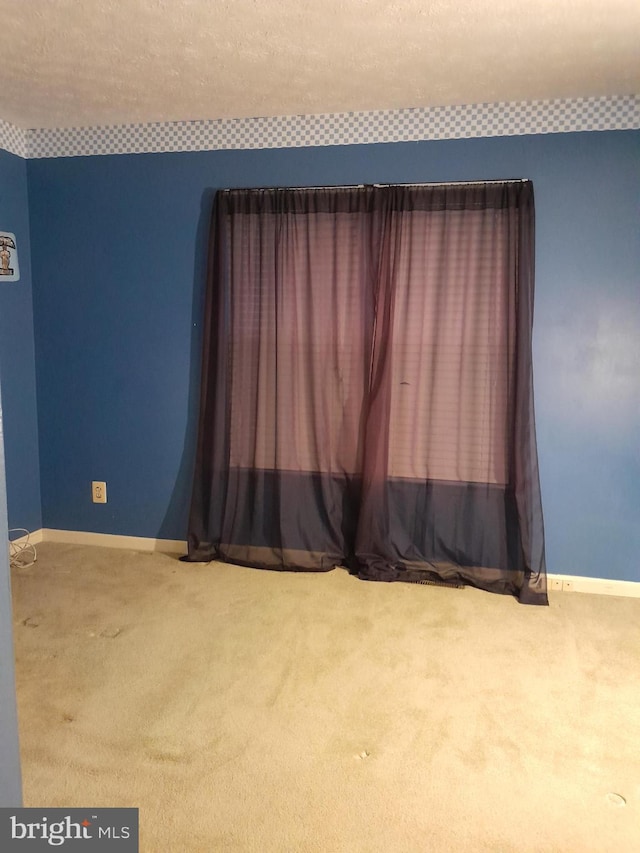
[0,0,638,130]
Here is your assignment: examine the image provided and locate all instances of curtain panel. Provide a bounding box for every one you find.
[186,182,547,605]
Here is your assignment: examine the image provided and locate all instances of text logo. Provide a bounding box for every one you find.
[1,809,138,851]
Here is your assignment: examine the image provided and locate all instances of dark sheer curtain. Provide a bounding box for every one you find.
[185,182,547,605]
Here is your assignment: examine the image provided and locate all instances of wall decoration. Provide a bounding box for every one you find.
[0,232,20,281]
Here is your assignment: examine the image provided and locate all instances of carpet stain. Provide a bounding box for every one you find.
[142,735,196,765]
[22,616,40,628]
[147,749,190,764]
[265,659,294,708]
[144,745,191,765]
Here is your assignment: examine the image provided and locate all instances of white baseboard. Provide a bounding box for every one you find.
[14,528,186,555]
[8,529,640,596]
[547,573,640,598]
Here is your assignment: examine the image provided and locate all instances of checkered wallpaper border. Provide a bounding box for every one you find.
[2,95,638,159]
[0,117,27,158]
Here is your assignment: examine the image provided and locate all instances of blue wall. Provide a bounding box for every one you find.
[0,150,41,533]
[26,130,640,581]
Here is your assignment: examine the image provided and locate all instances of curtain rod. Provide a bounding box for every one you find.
[220,184,365,192]
[221,179,529,192]
[374,179,529,187]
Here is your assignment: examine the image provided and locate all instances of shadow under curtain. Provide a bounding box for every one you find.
[184,181,548,605]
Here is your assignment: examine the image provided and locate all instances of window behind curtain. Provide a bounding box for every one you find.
[388,207,511,485]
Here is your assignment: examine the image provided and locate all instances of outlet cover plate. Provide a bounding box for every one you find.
[92,481,107,503]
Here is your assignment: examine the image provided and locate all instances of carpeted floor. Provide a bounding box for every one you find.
[10,543,640,852]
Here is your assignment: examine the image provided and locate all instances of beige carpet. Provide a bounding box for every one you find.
[10,543,640,852]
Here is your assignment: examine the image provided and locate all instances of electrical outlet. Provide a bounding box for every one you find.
[92,481,107,503]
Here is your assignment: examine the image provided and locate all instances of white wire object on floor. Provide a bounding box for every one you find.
[9,528,37,569]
